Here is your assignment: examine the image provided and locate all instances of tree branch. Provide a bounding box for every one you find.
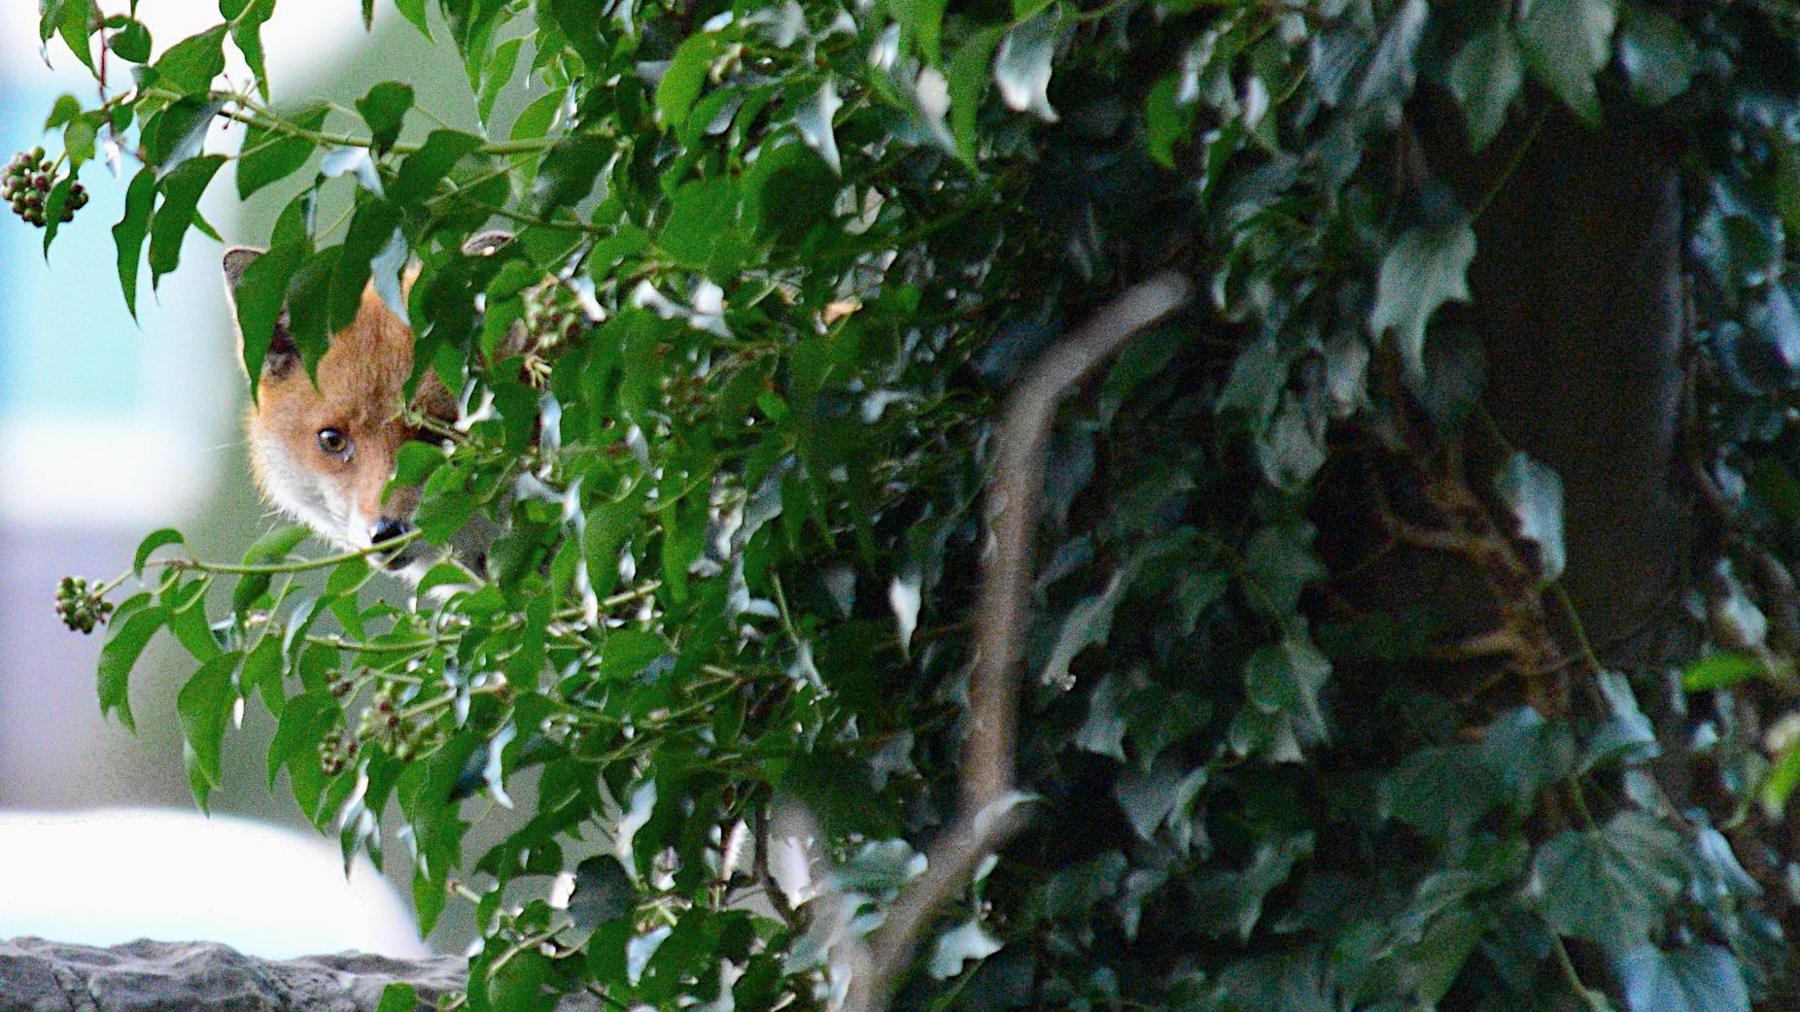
[847,272,1193,1010]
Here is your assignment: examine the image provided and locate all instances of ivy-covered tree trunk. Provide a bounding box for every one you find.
[1471,109,1698,668]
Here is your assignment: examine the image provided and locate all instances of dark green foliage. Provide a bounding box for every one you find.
[25,0,1800,1007]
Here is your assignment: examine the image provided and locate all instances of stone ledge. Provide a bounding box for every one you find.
[0,938,467,1011]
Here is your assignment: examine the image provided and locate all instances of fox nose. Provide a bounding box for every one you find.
[371,518,411,547]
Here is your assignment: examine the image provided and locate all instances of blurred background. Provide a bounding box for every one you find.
[0,1,525,958]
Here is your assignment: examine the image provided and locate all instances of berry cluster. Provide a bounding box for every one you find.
[359,682,443,762]
[317,727,360,777]
[55,576,113,634]
[3,149,88,228]
[518,280,590,387]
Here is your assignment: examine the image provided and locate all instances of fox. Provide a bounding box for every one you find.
[221,235,510,580]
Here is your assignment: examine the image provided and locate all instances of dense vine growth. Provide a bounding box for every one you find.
[27,0,1800,1006]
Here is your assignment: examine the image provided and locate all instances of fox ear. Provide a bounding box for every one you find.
[222,246,297,378]
[222,246,262,290]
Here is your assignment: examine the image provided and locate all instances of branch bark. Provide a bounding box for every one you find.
[846,272,1193,1011]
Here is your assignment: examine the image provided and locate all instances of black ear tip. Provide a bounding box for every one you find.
[222,246,264,288]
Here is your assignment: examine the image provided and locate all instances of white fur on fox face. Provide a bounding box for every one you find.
[249,430,366,550]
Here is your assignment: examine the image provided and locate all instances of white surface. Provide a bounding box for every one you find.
[0,808,431,959]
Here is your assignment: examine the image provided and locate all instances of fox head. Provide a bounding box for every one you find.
[222,247,454,576]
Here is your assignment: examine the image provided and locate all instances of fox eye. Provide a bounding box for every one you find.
[317,428,351,457]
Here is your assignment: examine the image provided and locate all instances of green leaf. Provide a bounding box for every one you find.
[178,651,244,809]
[1517,0,1620,126]
[113,167,157,317]
[1681,652,1765,691]
[568,855,634,929]
[658,34,716,130]
[149,155,227,288]
[389,129,483,206]
[375,983,418,1012]
[1762,741,1800,817]
[1532,811,1684,951]
[98,595,166,732]
[133,528,185,577]
[268,690,339,790]
[1478,707,1576,809]
[356,81,415,154]
[1383,744,1502,840]
[238,104,326,200]
[1616,4,1697,108]
[233,243,303,385]
[892,0,946,64]
[583,487,646,600]
[1494,452,1565,583]
[221,0,276,99]
[928,920,1004,980]
[1447,24,1523,151]
[1242,637,1331,746]
[478,37,524,126]
[45,0,96,73]
[153,25,228,95]
[144,97,226,168]
[533,134,611,215]
[44,94,82,129]
[245,524,312,565]
[948,26,1006,164]
[1369,220,1477,380]
[394,0,431,38]
[1145,74,1194,170]
[994,9,1060,122]
[328,197,404,331]
[658,178,749,275]
[1616,944,1750,1012]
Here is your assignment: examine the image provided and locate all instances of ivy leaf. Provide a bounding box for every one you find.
[375,984,418,1012]
[1532,811,1684,951]
[356,81,415,155]
[1370,220,1477,380]
[1242,521,1326,620]
[178,650,244,811]
[1585,670,1658,769]
[1517,0,1620,126]
[1681,652,1765,691]
[1615,944,1750,1012]
[153,25,228,95]
[1447,24,1523,151]
[1494,452,1566,583]
[149,155,226,288]
[1616,5,1697,108]
[267,690,338,789]
[1382,744,1502,841]
[1243,637,1331,746]
[948,26,1006,165]
[1041,564,1137,692]
[98,594,167,732]
[1074,671,1131,759]
[533,134,612,215]
[388,129,483,206]
[568,855,635,930]
[994,9,1060,123]
[133,528,186,577]
[237,104,326,200]
[794,80,843,176]
[928,920,1004,979]
[658,34,716,130]
[113,167,157,317]
[221,0,276,99]
[1478,707,1576,810]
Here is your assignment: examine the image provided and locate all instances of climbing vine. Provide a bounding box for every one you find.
[23,0,1800,1007]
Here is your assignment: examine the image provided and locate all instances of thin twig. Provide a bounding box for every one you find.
[847,272,1193,1010]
